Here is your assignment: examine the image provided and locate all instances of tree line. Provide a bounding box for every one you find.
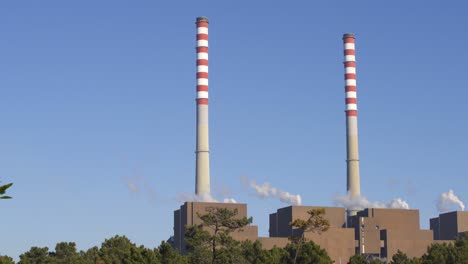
[1,207,467,263]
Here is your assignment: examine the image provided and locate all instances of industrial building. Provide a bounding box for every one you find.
[348,208,441,259]
[430,211,468,240]
[171,16,467,263]
[174,202,259,254]
[174,202,466,263]
[269,206,355,262]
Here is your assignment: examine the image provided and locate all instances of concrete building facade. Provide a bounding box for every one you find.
[348,208,436,260]
[430,211,468,240]
[174,203,465,263]
[173,202,259,253]
[269,206,355,263]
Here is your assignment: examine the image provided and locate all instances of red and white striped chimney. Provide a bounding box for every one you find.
[195,17,210,195]
[343,33,361,217]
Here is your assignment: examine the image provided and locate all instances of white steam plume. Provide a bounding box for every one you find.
[387,198,410,209]
[437,189,465,212]
[223,198,237,203]
[334,193,410,210]
[177,192,218,203]
[177,193,237,204]
[246,178,302,205]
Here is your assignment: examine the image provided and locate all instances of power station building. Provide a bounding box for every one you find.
[171,16,467,263]
[174,202,466,263]
[430,211,468,240]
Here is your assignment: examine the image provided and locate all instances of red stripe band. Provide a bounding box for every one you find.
[344,38,355,44]
[197,72,208,78]
[346,110,358,116]
[346,98,357,104]
[346,86,357,92]
[197,47,208,53]
[197,22,208,27]
[197,85,209,91]
[344,50,355,55]
[345,73,356,79]
[197,99,209,105]
[197,34,208,40]
[197,59,209,66]
[344,61,356,67]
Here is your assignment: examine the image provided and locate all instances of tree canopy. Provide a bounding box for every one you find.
[3,222,468,263]
[0,182,13,199]
[185,206,253,264]
[289,208,330,264]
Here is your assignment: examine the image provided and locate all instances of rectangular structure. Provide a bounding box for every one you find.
[350,208,435,259]
[174,202,258,253]
[269,206,355,263]
[430,211,468,240]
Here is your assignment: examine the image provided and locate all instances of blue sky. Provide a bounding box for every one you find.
[1,0,467,258]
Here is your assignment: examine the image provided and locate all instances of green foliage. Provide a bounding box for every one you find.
[10,230,468,264]
[99,235,164,264]
[348,254,387,264]
[158,241,187,264]
[421,242,457,264]
[80,246,102,264]
[290,208,330,236]
[391,250,414,264]
[0,255,15,264]
[453,233,468,263]
[289,208,330,264]
[51,242,82,264]
[139,246,160,264]
[185,225,211,264]
[268,246,289,264]
[282,241,332,264]
[185,206,253,264]
[348,254,368,264]
[421,233,468,264]
[241,240,275,264]
[19,247,51,264]
[0,182,13,199]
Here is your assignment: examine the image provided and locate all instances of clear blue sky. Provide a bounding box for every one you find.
[1,0,467,259]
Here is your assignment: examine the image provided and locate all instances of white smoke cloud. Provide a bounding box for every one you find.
[245,178,302,206]
[387,198,410,209]
[223,198,237,203]
[177,192,219,203]
[333,193,410,210]
[177,193,238,204]
[437,189,465,212]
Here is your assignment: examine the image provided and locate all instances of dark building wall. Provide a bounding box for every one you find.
[431,211,468,240]
[269,213,277,237]
[439,211,458,240]
[174,209,181,250]
[430,217,440,240]
[276,206,293,237]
